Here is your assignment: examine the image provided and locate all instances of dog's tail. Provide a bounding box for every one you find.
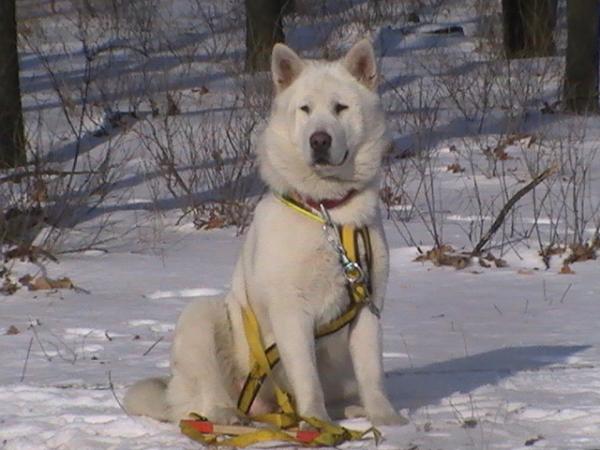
[123,377,170,421]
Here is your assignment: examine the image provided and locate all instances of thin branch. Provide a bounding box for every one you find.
[471,166,558,256]
[20,337,34,382]
[108,370,129,416]
[29,322,52,361]
[559,283,573,304]
[142,336,164,356]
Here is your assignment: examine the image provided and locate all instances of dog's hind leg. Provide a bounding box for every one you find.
[123,377,170,421]
[166,298,242,424]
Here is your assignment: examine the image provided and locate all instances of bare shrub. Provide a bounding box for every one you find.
[138,96,262,235]
[384,74,446,248]
[523,120,600,267]
[1,6,135,255]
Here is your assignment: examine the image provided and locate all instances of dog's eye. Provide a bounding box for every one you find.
[300,105,311,114]
[334,103,348,114]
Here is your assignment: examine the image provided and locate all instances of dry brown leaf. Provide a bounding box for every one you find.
[517,269,535,276]
[166,93,181,116]
[204,216,226,230]
[20,275,75,291]
[415,245,471,269]
[564,243,597,265]
[194,209,228,230]
[1,278,19,295]
[559,265,575,275]
[485,134,533,162]
[494,257,508,268]
[379,186,403,207]
[540,245,566,257]
[31,178,48,203]
[18,274,32,284]
[5,325,20,335]
[5,245,57,263]
[414,245,452,263]
[480,252,508,268]
[493,146,512,161]
[31,277,53,290]
[447,163,465,173]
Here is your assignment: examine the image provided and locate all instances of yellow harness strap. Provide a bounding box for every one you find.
[181,414,381,447]
[276,192,326,224]
[181,193,380,447]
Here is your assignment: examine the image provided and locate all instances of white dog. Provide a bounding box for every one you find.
[124,39,406,427]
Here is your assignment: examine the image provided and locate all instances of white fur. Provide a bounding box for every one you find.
[124,40,406,427]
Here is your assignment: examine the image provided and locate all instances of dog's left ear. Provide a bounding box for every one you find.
[342,39,378,91]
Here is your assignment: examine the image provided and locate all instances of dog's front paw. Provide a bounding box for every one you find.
[203,406,247,425]
[343,404,366,419]
[298,408,332,429]
[369,411,409,426]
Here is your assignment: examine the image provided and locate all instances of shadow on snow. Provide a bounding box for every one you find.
[385,345,590,411]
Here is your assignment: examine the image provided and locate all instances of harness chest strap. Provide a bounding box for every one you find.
[236,220,373,416]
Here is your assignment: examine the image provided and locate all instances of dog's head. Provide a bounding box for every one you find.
[258,40,389,202]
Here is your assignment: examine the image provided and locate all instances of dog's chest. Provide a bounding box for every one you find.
[298,241,351,324]
[245,199,377,328]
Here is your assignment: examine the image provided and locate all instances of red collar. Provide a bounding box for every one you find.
[294,189,357,211]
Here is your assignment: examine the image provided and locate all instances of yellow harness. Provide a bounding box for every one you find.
[181,193,381,447]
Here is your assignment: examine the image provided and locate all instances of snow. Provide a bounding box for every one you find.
[2,0,600,449]
[2,228,600,449]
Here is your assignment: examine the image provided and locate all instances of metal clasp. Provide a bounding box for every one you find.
[341,256,365,285]
[319,204,365,285]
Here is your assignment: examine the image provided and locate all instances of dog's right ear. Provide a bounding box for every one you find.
[271,43,304,93]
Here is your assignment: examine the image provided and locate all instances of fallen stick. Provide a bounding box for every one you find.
[142,336,163,356]
[20,337,34,382]
[471,166,558,256]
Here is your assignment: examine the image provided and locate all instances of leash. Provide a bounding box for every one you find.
[181,192,381,447]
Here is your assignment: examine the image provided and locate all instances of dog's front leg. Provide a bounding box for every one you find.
[349,309,407,425]
[269,306,330,421]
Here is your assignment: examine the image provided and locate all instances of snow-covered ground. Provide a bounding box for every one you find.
[2,0,600,449]
[2,227,600,449]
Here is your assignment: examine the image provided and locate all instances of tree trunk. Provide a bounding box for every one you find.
[502,0,557,59]
[245,0,286,72]
[0,0,26,168]
[564,0,600,113]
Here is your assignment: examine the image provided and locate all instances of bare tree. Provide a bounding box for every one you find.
[245,0,286,72]
[502,0,557,58]
[0,0,25,168]
[563,0,600,113]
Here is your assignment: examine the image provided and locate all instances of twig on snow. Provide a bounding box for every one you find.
[142,336,164,356]
[559,283,573,304]
[108,370,129,416]
[29,320,52,361]
[20,337,34,382]
[471,166,558,256]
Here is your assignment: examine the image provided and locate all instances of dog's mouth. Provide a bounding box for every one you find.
[312,150,349,169]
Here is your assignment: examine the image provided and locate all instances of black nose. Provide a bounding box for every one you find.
[310,131,332,164]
